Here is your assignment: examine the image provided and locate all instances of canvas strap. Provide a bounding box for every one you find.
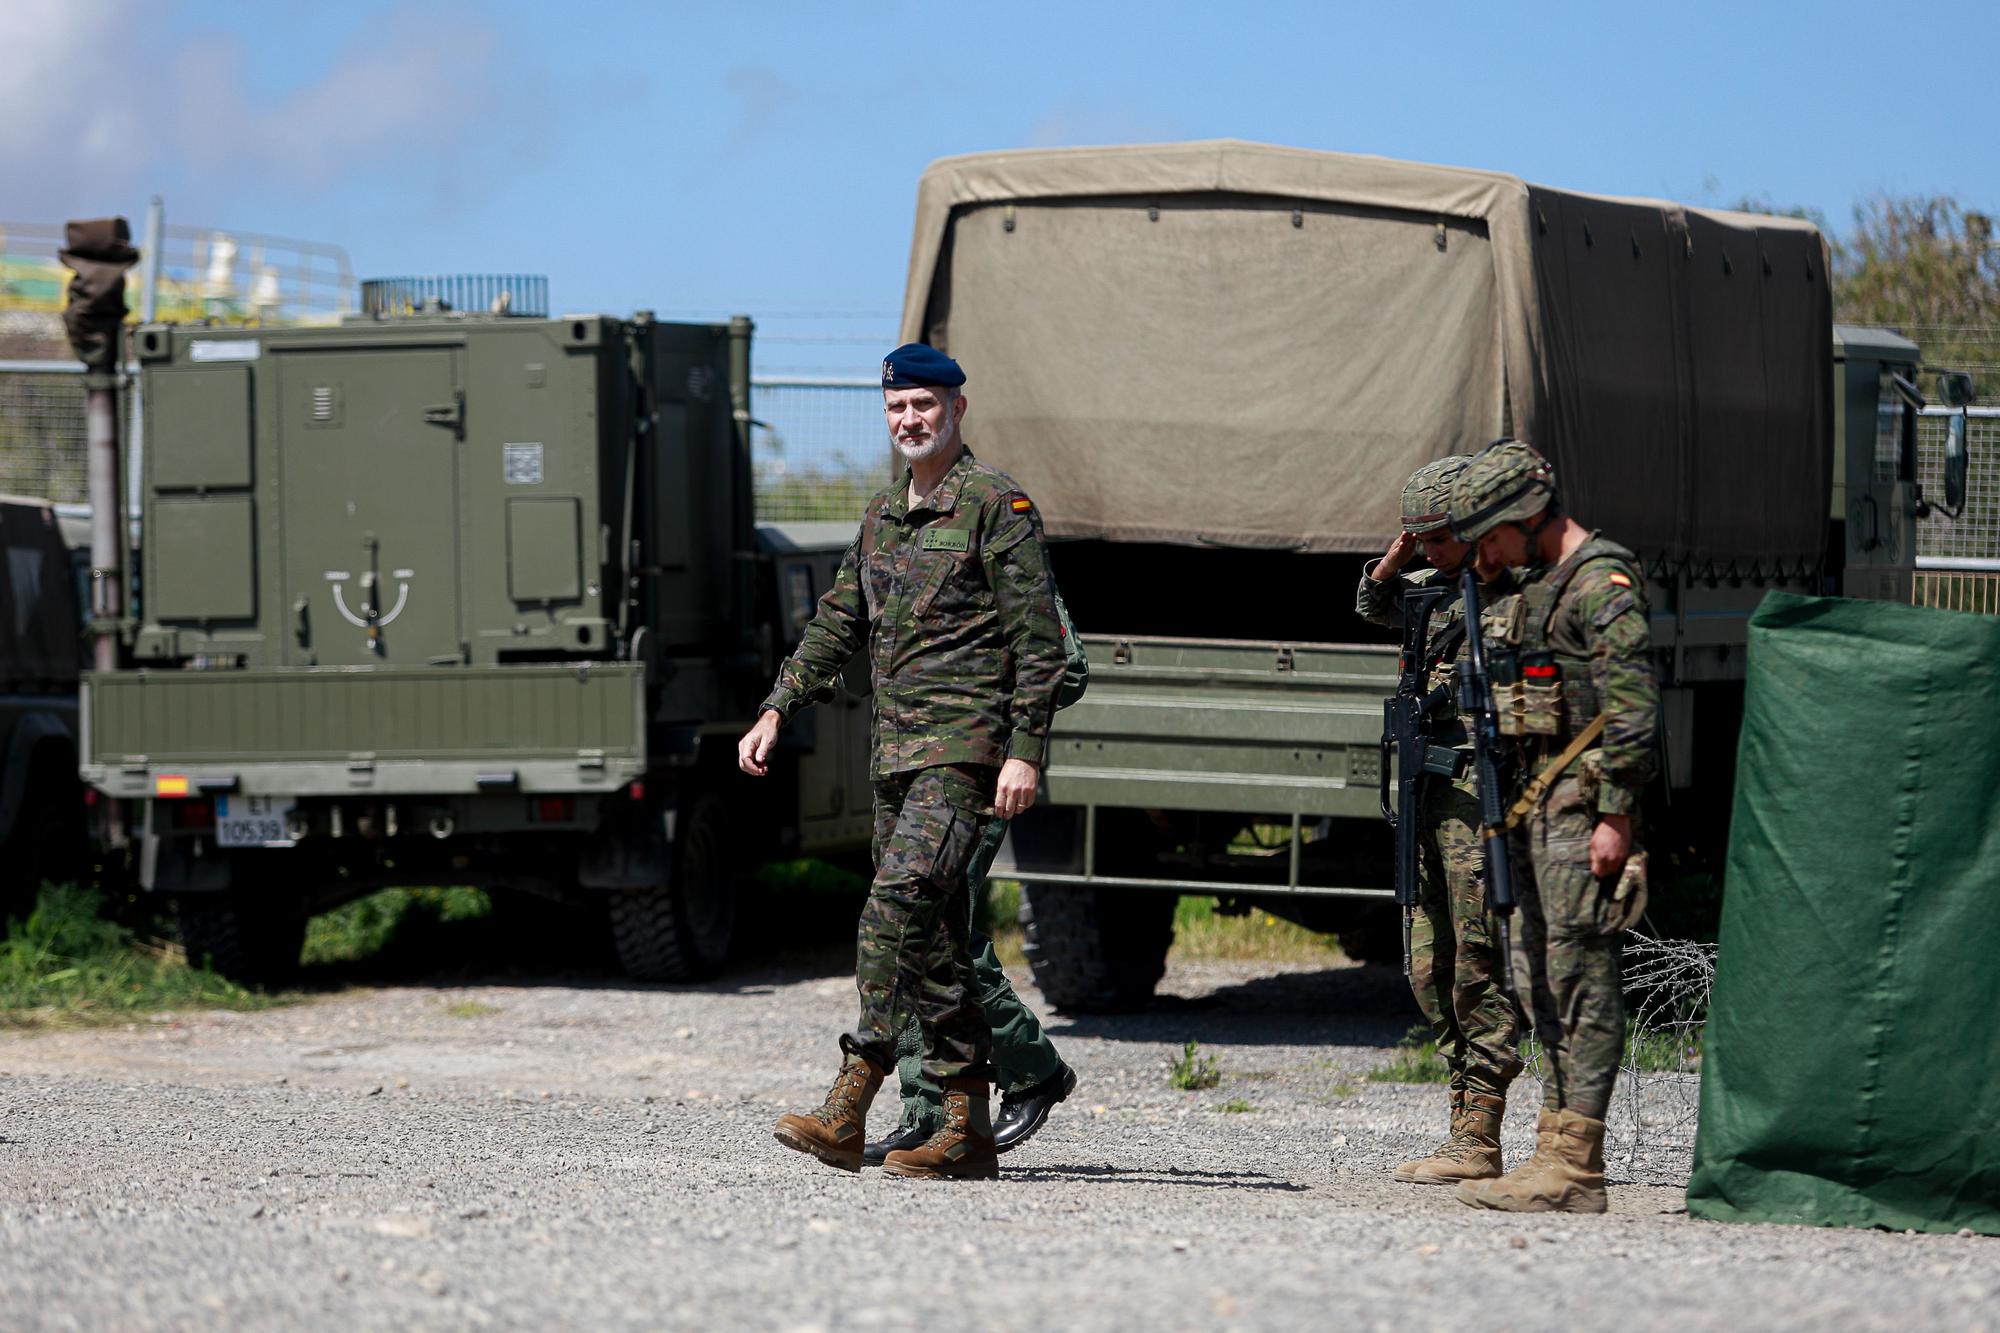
[1491,712,1609,835]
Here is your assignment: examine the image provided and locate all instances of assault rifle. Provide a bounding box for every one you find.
[1378,583,1456,978]
[1455,566,1516,992]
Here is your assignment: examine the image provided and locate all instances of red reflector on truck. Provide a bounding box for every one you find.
[535,797,575,823]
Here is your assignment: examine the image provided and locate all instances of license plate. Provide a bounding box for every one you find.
[214,796,296,848]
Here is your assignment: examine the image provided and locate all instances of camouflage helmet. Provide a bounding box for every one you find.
[1449,439,1557,541]
[1399,455,1472,536]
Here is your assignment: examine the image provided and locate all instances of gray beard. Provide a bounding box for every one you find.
[894,403,955,463]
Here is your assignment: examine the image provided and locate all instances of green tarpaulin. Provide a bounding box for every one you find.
[1687,592,2000,1234]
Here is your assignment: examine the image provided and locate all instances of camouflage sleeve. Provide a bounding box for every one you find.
[1570,560,1659,815]
[1354,562,1409,628]
[983,494,1065,766]
[759,533,867,725]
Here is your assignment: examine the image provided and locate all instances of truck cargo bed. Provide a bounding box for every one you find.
[83,663,646,797]
[1044,634,1395,819]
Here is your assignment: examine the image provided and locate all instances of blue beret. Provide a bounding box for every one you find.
[881,342,965,389]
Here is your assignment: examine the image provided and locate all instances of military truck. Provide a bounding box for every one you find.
[898,140,1974,1010]
[0,496,88,924]
[80,290,873,982]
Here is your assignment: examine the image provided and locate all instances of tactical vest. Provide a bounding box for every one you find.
[1492,535,1640,741]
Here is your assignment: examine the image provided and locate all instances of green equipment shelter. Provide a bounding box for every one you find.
[1687,592,2000,1235]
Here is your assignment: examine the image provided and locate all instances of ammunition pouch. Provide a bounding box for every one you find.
[1484,650,1599,741]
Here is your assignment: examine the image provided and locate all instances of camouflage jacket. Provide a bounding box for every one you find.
[759,448,1066,778]
[1502,534,1659,817]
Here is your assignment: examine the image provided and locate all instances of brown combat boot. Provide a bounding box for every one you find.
[773,1054,885,1172]
[881,1076,1000,1180]
[1455,1107,1607,1213]
[1394,1090,1505,1185]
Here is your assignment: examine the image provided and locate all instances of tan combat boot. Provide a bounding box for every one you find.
[1394,1090,1505,1185]
[1455,1107,1607,1213]
[881,1076,1000,1180]
[773,1054,885,1172]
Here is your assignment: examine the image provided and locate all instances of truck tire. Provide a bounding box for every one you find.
[609,796,736,982]
[177,895,306,988]
[1019,882,1175,1013]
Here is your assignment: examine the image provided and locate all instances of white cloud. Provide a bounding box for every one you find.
[0,1,531,221]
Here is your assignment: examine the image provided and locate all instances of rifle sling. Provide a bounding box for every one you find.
[1490,712,1609,836]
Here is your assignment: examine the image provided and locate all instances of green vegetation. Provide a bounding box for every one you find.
[1627,1021,1703,1074]
[1169,1039,1222,1091]
[985,881,1342,969]
[302,886,493,967]
[754,467,881,523]
[441,998,501,1019]
[0,884,280,1027]
[1220,1098,1256,1113]
[1169,895,1342,963]
[1368,1026,1450,1084]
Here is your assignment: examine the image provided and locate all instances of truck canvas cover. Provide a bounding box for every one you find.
[901,140,1831,572]
[1687,593,2000,1236]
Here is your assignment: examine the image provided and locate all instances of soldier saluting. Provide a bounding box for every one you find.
[739,343,1067,1180]
[1359,456,1524,1188]
[1446,440,1659,1214]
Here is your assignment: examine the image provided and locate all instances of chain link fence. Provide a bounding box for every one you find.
[749,378,885,522]
[0,360,122,503]
[0,364,888,522]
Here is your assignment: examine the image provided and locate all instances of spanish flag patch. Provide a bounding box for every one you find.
[1009,495,1034,513]
[1607,571,1633,589]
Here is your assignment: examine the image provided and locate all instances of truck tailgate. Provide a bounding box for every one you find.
[82,663,646,797]
[1044,636,1396,818]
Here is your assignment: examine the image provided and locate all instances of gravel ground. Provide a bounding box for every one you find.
[2,952,1996,1332]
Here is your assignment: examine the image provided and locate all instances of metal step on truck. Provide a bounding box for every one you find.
[80,279,873,984]
[897,141,1982,1011]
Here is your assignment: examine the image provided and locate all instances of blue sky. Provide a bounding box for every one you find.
[6,0,1993,372]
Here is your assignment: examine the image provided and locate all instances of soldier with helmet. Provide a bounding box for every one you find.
[1358,457,1524,1188]
[1446,439,1659,1215]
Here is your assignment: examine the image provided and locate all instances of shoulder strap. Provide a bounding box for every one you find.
[1053,588,1089,709]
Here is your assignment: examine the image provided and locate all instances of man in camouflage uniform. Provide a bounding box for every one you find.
[1446,439,1658,1214]
[1358,456,1523,1187]
[740,342,1066,1181]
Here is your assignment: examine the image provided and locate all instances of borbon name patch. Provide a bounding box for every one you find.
[922,527,971,552]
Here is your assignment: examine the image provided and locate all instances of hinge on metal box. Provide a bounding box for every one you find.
[576,749,606,773]
[347,754,376,785]
[1275,646,1296,673]
[422,391,466,440]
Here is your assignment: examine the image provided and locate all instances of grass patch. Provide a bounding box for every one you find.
[302,887,493,968]
[1627,1021,1703,1073]
[1368,1026,1450,1084]
[986,883,1342,972]
[440,998,501,1019]
[0,884,282,1028]
[1170,896,1341,964]
[1169,1039,1222,1091]
[1220,1098,1256,1113]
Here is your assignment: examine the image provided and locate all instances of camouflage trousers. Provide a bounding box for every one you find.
[1411,778,1523,1099]
[1509,770,1626,1120]
[839,764,996,1083]
[892,817,1063,1134]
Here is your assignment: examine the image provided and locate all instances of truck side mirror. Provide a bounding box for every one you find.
[1944,412,1969,514]
[1936,370,1977,408]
